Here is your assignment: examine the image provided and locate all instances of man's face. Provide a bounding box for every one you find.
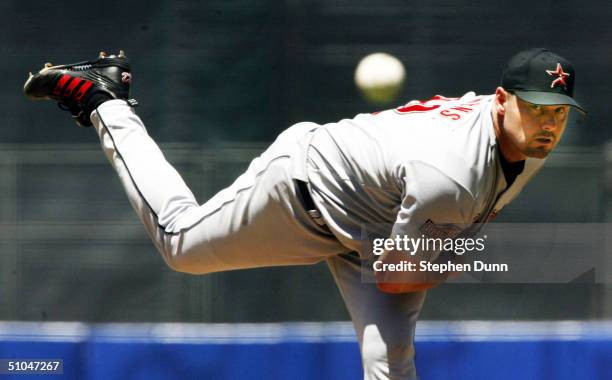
[501,93,570,159]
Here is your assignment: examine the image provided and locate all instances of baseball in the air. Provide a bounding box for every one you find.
[354,52,406,105]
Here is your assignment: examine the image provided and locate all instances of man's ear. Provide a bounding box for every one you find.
[494,87,509,116]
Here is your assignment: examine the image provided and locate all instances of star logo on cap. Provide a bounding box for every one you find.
[546,63,570,89]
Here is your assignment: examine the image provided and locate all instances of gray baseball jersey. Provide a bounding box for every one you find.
[307,92,545,254]
[90,92,544,380]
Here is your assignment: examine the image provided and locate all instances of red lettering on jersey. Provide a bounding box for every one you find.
[394,96,457,115]
[396,103,441,113]
[391,94,485,120]
[438,97,485,120]
[430,95,456,101]
[451,106,474,113]
[439,109,461,120]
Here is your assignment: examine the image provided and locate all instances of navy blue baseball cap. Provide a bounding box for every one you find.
[501,48,585,113]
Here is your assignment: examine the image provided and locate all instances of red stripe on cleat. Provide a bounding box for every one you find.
[53,74,72,96]
[63,77,82,97]
[73,81,93,102]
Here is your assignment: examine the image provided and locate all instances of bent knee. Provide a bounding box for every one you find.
[164,254,201,274]
[159,237,217,275]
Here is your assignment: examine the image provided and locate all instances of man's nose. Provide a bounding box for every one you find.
[540,112,557,131]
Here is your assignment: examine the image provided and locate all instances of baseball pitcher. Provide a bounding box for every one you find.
[23,48,584,380]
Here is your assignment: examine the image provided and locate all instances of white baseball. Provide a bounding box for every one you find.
[355,52,406,104]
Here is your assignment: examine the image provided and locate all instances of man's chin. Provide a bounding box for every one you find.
[524,147,552,159]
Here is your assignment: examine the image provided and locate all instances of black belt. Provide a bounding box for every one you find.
[295,180,328,227]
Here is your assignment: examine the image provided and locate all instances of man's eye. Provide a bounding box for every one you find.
[530,104,541,111]
[555,107,566,116]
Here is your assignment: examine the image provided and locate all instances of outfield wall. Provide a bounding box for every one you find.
[0,321,610,380]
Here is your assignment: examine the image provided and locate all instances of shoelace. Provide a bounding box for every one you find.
[70,64,93,71]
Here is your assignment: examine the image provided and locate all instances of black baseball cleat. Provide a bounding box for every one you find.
[23,50,138,127]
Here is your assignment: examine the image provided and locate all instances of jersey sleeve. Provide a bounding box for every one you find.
[391,160,476,261]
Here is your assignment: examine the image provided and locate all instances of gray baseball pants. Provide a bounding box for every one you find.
[91,100,426,380]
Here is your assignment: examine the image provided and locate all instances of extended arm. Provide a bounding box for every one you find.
[375,161,475,293]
